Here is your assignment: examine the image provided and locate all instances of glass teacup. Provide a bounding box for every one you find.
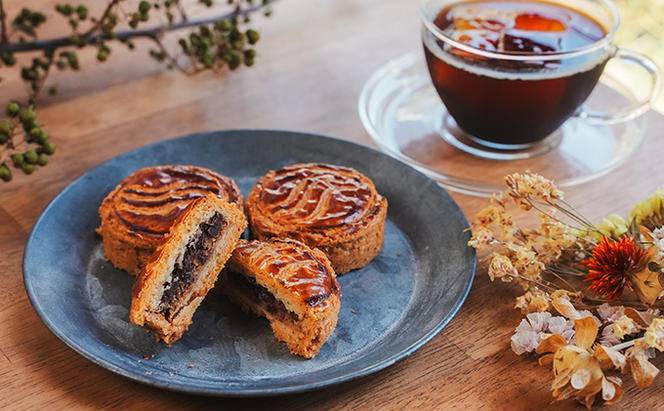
[421,0,661,156]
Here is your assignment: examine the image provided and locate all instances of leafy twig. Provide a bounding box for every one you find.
[0,1,271,54]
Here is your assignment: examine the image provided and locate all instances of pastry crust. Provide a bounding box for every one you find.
[220,238,341,358]
[130,194,246,344]
[98,165,243,276]
[245,163,388,274]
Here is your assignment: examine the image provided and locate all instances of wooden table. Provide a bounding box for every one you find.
[1,0,663,409]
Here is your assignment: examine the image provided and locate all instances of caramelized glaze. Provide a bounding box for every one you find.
[235,239,340,307]
[110,166,241,237]
[256,163,381,232]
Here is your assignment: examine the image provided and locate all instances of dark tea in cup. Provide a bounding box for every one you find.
[422,0,613,147]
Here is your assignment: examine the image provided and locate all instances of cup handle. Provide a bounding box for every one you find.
[575,47,662,125]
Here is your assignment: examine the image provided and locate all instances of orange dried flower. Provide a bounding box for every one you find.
[582,237,647,301]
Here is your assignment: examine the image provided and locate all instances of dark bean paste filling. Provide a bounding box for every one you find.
[228,271,299,323]
[159,212,224,320]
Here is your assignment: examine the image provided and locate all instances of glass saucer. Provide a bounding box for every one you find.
[358,52,647,197]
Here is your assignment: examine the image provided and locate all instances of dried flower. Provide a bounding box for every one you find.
[582,236,647,301]
[625,340,660,388]
[511,312,574,355]
[630,189,664,230]
[470,174,664,408]
[592,214,628,241]
[488,253,517,282]
[515,289,551,314]
[644,318,664,351]
[504,173,563,210]
[551,296,599,326]
[599,325,621,347]
[536,318,625,409]
[467,225,494,248]
[648,227,664,264]
[596,304,624,323]
[612,315,639,339]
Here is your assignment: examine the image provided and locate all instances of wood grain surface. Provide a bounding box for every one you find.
[1,0,663,409]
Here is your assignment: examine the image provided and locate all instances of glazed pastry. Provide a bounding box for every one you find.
[98,165,243,276]
[130,194,246,344]
[245,163,388,274]
[220,238,341,358]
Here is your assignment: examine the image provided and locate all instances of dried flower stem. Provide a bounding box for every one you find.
[612,339,638,351]
[548,270,579,293]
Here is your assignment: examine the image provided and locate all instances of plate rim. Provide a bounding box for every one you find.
[22,129,476,397]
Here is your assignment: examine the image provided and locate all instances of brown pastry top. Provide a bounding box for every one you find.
[249,163,384,235]
[102,165,242,239]
[231,238,340,308]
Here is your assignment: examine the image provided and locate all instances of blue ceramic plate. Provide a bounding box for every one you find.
[23,130,475,396]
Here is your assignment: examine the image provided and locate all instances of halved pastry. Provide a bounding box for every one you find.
[130,194,246,344]
[245,163,388,274]
[221,238,341,358]
[98,165,243,276]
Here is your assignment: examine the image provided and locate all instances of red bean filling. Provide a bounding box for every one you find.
[159,212,224,321]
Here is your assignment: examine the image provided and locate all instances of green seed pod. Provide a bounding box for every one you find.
[24,150,38,164]
[246,29,260,45]
[67,53,80,70]
[22,163,35,175]
[29,127,41,139]
[97,49,109,61]
[61,4,74,16]
[6,102,20,117]
[200,25,212,37]
[1,52,17,66]
[244,56,254,67]
[0,134,8,144]
[139,1,151,13]
[37,130,49,144]
[231,39,245,50]
[229,28,242,42]
[21,67,38,81]
[76,5,88,19]
[0,164,11,181]
[22,118,37,132]
[37,155,49,166]
[201,53,214,68]
[19,108,36,123]
[244,49,256,59]
[215,20,232,32]
[0,120,11,134]
[11,153,24,167]
[43,141,56,155]
[228,52,241,70]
